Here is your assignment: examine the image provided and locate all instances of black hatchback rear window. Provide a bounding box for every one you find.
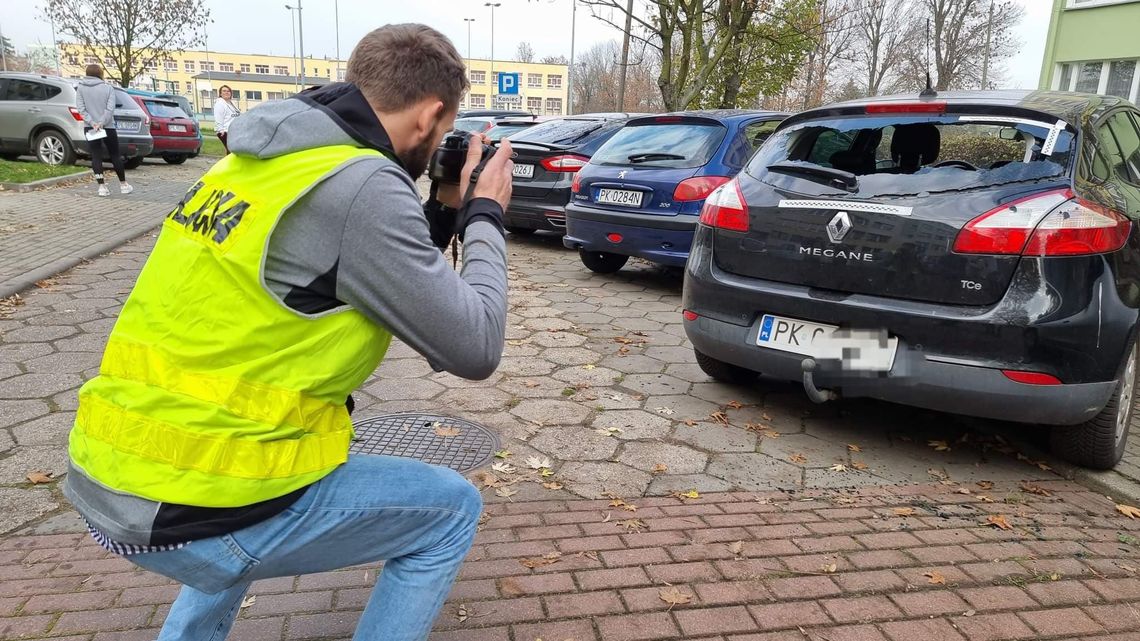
[747,113,1075,197]
[512,118,606,145]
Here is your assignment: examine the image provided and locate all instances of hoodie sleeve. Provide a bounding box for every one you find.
[105,87,116,120]
[333,165,508,380]
[76,87,90,126]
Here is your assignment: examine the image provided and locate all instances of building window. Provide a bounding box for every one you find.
[527,96,542,112]
[240,63,251,73]
[103,57,116,69]
[470,94,487,108]
[171,81,180,92]
[470,70,486,84]
[229,89,240,100]
[219,62,234,72]
[337,68,346,81]
[1058,63,1074,91]
[200,61,214,72]
[84,55,99,65]
[246,90,263,101]
[144,60,158,71]
[164,59,177,71]
[492,72,499,88]
[66,54,79,65]
[1108,60,1137,99]
[527,73,542,88]
[1075,61,1102,93]
[547,74,563,89]
[255,64,269,74]
[544,97,562,115]
[273,65,289,75]
[268,91,284,100]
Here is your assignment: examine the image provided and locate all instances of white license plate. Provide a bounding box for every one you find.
[757,314,898,371]
[115,120,139,132]
[513,164,534,178]
[596,188,643,207]
[168,124,187,133]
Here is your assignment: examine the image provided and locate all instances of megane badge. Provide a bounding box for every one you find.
[826,211,852,244]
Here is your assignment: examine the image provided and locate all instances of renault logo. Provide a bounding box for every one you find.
[826,211,852,244]
[618,170,628,179]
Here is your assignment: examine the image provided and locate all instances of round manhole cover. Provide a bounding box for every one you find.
[350,413,500,473]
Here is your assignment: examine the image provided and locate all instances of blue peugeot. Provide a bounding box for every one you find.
[562,110,787,273]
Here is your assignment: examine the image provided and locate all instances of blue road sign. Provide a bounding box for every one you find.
[498,72,520,95]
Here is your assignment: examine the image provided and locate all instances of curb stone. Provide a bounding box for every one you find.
[0,171,90,193]
[0,227,159,300]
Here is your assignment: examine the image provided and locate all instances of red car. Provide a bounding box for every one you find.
[130,95,202,164]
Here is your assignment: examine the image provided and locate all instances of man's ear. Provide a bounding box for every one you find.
[417,100,446,141]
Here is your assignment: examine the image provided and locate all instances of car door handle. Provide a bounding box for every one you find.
[26,107,42,113]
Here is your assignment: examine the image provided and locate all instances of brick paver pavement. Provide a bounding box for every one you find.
[1,481,1139,640]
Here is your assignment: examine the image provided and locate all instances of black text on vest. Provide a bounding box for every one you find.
[168,181,251,244]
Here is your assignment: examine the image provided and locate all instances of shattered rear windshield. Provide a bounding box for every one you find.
[745,114,1075,197]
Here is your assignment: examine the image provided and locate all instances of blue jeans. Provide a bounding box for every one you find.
[128,455,483,641]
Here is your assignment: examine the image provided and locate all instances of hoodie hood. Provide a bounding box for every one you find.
[226,82,404,171]
[79,76,106,87]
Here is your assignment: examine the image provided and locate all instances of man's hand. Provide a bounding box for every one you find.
[473,139,514,210]
[436,133,492,209]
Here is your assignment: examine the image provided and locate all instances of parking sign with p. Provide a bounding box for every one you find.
[498,72,519,95]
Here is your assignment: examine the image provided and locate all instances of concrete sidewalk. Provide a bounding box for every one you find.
[1,480,1138,640]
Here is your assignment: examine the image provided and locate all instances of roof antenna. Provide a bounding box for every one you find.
[920,17,937,98]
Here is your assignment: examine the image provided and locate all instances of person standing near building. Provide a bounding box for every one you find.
[75,65,132,196]
[212,85,240,153]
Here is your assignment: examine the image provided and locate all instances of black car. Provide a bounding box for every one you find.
[682,89,1140,469]
[453,110,533,135]
[503,113,645,235]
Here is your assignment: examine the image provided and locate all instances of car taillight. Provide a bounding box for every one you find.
[150,120,160,131]
[674,176,730,202]
[953,188,1130,257]
[698,178,748,232]
[541,154,589,172]
[571,172,582,194]
[682,310,698,321]
[1002,370,1062,385]
[68,107,84,121]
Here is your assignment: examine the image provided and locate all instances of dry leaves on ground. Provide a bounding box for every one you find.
[658,586,693,609]
[494,487,518,500]
[492,461,517,474]
[240,595,256,608]
[829,463,847,472]
[1117,504,1140,519]
[928,440,951,452]
[520,551,562,569]
[654,406,675,416]
[847,444,862,452]
[789,454,808,464]
[851,461,869,471]
[894,507,916,516]
[726,400,744,410]
[651,463,668,475]
[928,468,950,481]
[541,481,563,490]
[987,514,1013,530]
[977,480,995,490]
[433,425,462,437]
[682,419,698,427]
[728,541,745,558]
[494,449,512,458]
[820,563,838,574]
[525,456,553,470]
[924,571,946,585]
[1020,483,1053,497]
[709,410,730,425]
[671,489,701,500]
[522,380,540,388]
[618,518,647,533]
[25,471,54,484]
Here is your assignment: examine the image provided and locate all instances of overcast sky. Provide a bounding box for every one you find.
[3,0,1052,90]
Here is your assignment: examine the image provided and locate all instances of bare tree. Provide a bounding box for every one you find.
[44,0,209,88]
[852,0,914,95]
[798,0,857,109]
[541,54,569,65]
[571,39,662,113]
[515,41,536,63]
[899,0,1024,91]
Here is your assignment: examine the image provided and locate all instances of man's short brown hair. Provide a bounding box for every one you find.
[346,24,469,113]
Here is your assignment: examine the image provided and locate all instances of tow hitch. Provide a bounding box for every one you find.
[801,358,839,403]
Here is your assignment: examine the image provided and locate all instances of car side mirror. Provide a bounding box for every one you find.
[999,127,1019,140]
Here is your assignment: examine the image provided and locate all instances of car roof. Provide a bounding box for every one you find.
[792,89,1133,130]
[0,72,73,86]
[633,109,789,124]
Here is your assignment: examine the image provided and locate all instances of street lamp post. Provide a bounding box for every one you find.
[485,2,500,105]
[1,20,9,72]
[463,18,475,61]
[297,0,305,86]
[567,0,576,114]
[286,5,300,92]
[49,14,61,76]
[334,0,341,81]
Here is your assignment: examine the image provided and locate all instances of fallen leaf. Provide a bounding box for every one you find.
[542,481,564,490]
[433,424,461,437]
[652,463,668,475]
[495,487,518,500]
[583,364,596,370]
[977,480,995,490]
[479,472,501,488]
[956,487,972,495]
[847,444,862,452]
[671,489,700,500]
[654,406,675,415]
[520,552,562,568]
[978,495,995,503]
[526,456,553,470]
[540,468,554,477]
[580,550,600,561]
[789,454,808,464]
[728,541,744,557]
[456,604,470,623]
[682,419,698,427]
[987,514,1013,530]
[658,586,693,609]
[726,400,744,410]
[1050,572,1061,581]
[595,426,623,437]
[963,609,976,617]
[602,511,612,522]
[607,393,624,401]
[1117,504,1140,519]
[492,461,517,474]
[240,595,256,608]
[927,468,950,481]
[829,463,847,472]
[761,412,772,421]
[523,380,540,388]
[494,449,512,459]
[894,507,916,516]
[851,461,869,471]
[924,571,946,585]
[1020,483,1053,497]
[928,440,951,452]
[506,339,528,346]
[618,518,647,532]
[709,410,730,425]
[499,577,524,596]
[820,563,838,574]
[25,471,53,484]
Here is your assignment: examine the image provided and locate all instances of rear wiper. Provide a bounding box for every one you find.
[628,152,686,163]
[766,161,857,191]
[510,141,567,151]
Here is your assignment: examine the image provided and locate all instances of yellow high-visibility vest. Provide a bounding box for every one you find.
[70,145,393,507]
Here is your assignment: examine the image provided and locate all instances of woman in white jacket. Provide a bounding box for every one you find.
[212,85,240,154]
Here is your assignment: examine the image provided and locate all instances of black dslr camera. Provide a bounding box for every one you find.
[427,132,495,185]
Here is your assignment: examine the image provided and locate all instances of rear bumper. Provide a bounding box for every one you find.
[504,199,567,232]
[563,203,697,267]
[149,136,202,155]
[74,136,154,159]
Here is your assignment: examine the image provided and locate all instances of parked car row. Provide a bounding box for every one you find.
[494,90,1140,472]
[0,72,202,167]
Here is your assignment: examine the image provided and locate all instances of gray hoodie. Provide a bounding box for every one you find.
[75,76,116,128]
[64,84,509,547]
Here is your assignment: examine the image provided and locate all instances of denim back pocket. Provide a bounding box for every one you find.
[130,534,261,594]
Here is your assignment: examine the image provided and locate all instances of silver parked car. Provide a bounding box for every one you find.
[0,72,154,166]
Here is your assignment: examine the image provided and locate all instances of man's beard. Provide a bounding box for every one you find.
[402,135,436,179]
